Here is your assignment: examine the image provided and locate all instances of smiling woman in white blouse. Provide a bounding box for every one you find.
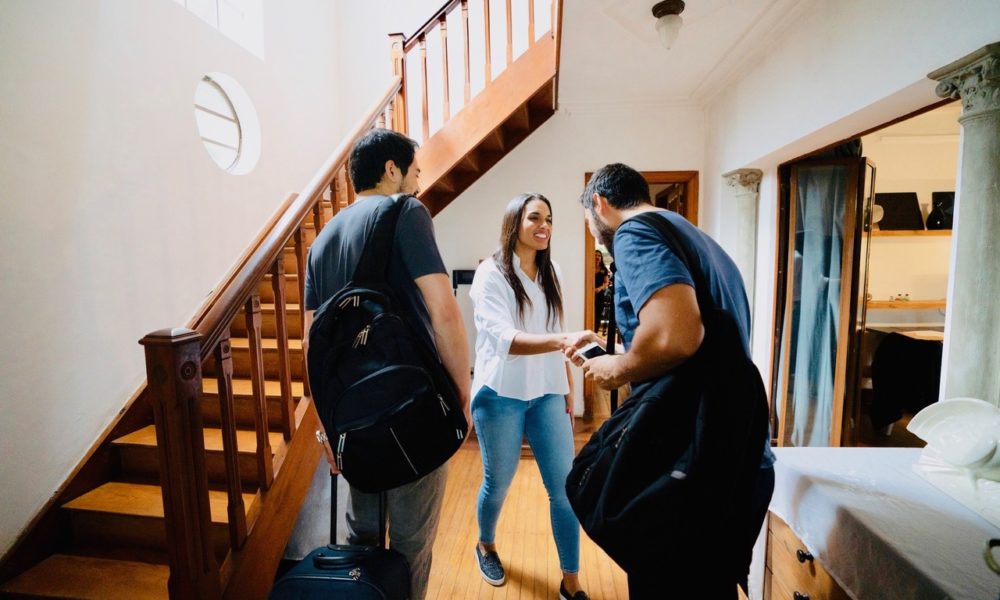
[469,193,593,600]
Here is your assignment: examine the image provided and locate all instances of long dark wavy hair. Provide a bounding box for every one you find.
[493,193,563,330]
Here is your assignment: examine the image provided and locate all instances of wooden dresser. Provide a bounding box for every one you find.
[765,512,849,600]
[764,448,1000,600]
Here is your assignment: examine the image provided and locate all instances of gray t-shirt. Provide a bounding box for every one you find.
[303,195,446,346]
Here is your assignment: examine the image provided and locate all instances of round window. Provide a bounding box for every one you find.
[193,73,260,174]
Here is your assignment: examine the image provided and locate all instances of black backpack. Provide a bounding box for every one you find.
[308,195,467,493]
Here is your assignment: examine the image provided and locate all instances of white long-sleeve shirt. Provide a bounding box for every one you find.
[469,255,570,401]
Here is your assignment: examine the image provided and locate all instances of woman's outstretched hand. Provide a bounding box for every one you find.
[561,330,603,358]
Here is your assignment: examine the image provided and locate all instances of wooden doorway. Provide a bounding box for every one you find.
[769,100,957,449]
[581,170,699,420]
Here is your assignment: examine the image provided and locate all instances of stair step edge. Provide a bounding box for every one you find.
[63,481,255,524]
[112,425,284,454]
[0,554,169,600]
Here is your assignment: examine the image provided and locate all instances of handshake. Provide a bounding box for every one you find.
[558,331,617,366]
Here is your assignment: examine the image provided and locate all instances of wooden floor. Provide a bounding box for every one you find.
[425,440,629,600]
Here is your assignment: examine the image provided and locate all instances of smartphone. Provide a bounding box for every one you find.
[576,342,607,360]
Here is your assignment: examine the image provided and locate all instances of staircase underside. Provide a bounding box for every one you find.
[418,34,558,216]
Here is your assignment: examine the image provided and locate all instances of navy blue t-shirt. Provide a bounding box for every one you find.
[612,209,775,467]
[303,195,446,346]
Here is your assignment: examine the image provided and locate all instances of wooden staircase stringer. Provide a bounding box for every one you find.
[221,400,322,600]
[416,33,559,216]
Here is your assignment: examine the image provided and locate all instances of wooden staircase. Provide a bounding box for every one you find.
[0,1,562,598]
[416,34,559,215]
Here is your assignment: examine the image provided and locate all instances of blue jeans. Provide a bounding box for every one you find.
[472,387,579,573]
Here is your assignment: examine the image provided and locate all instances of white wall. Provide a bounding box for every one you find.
[702,0,1000,381]
[433,103,706,411]
[0,0,345,554]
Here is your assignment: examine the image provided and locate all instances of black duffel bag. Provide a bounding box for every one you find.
[565,212,769,577]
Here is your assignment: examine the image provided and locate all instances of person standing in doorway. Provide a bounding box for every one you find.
[469,193,592,600]
[593,250,610,332]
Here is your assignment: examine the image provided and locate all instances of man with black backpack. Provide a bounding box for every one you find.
[302,128,471,599]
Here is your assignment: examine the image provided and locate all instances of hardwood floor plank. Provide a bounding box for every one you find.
[423,441,627,599]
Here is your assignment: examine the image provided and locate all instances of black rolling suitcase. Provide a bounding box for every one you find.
[269,473,410,599]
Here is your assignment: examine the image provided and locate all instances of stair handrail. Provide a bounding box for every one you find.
[405,0,464,50]
[191,76,403,359]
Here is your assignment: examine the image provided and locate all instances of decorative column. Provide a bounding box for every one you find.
[929,43,1000,406]
[721,168,763,304]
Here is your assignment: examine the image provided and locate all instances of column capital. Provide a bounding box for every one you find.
[929,43,1000,120]
[722,168,763,194]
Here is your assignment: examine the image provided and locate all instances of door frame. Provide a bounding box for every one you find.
[581,170,699,418]
[768,99,954,446]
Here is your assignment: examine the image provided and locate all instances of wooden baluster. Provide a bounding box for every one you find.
[212,331,248,549]
[345,168,356,206]
[293,228,311,398]
[377,112,386,128]
[329,180,340,218]
[483,0,492,83]
[528,0,535,45]
[140,329,222,599]
[440,16,450,123]
[271,260,295,440]
[420,35,429,141]
[462,0,471,104]
[505,0,513,66]
[389,33,408,135]
[244,293,274,490]
[386,102,395,132]
[312,202,323,235]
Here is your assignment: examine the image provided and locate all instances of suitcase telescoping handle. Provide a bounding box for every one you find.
[313,553,356,568]
[330,473,388,548]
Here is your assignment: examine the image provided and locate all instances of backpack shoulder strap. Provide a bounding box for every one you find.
[351,194,409,286]
[630,211,715,313]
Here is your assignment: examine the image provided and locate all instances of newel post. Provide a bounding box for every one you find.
[140,328,222,600]
[389,32,408,134]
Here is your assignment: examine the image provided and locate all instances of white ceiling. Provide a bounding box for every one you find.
[558,0,804,106]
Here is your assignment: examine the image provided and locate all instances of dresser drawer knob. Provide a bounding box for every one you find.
[793,593,811,600]
[796,549,814,563]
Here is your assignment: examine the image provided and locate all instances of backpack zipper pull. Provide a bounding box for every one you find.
[614,425,629,449]
[352,325,371,348]
[338,295,360,309]
[336,433,346,470]
[438,394,449,415]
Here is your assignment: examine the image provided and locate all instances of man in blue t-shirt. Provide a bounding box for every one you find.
[568,163,774,599]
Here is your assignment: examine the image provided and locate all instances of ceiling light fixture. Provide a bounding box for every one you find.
[651,0,685,50]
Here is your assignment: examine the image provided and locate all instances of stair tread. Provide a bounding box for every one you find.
[113,425,284,454]
[261,302,300,313]
[229,337,303,351]
[0,554,168,599]
[63,482,254,524]
[202,377,305,398]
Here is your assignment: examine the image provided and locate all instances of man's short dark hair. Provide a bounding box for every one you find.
[348,128,419,193]
[580,163,650,210]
